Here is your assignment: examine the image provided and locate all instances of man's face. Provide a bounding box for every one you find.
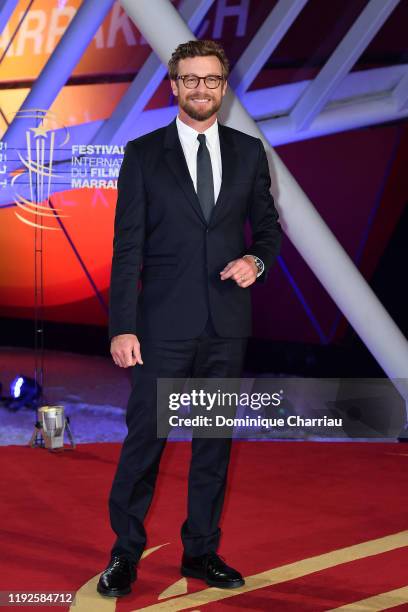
[171,55,228,122]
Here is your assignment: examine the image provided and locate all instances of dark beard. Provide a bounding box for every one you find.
[181,96,222,121]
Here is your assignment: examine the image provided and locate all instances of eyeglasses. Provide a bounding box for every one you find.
[176,74,224,89]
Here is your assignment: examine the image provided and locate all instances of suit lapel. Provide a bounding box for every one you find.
[163,119,238,227]
[209,122,237,226]
[164,119,207,225]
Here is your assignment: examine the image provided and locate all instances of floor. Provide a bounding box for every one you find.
[0,346,130,445]
[0,346,404,446]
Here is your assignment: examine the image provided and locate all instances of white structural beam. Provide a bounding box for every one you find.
[120,0,408,411]
[229,0,309,97]
[260,92,408,145]
[392,69,408,111]
[92,0,215,144]
[291,0,401,132]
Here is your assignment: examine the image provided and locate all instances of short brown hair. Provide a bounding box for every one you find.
[168,40,229,81]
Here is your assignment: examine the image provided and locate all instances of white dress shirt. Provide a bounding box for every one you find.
[176,115,222,202]
[175,115,264,278]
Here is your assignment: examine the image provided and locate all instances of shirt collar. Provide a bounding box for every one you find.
[176,115,219,147]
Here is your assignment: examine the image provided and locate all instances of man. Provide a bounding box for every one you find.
[97,39,282,598]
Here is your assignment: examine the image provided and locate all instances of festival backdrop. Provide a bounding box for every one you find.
[0,0,406,344]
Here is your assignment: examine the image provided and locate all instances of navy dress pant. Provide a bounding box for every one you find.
[108,318,247,563]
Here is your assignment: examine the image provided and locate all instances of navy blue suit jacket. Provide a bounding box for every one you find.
[109,119,282,340]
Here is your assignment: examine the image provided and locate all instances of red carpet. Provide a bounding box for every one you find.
[1,441,408,611]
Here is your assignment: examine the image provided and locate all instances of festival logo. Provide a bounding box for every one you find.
[9,108,70,230]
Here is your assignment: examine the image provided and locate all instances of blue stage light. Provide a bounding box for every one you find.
[11,376,24,398]
[9,376,42,408]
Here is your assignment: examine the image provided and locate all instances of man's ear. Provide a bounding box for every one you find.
[222,80,228,96]
[170,79,178,97]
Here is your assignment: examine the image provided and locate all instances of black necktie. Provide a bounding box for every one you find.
[196,133,215,223]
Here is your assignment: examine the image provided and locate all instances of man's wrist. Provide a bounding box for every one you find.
[243,254,264,278]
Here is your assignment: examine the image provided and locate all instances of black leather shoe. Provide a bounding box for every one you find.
[97,555,137,597]
[181,551,245,589]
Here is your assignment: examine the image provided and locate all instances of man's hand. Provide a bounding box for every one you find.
[110,334,143,368]
[220,256,258,288]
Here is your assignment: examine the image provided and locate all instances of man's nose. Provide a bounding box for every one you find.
[196,80,210,94]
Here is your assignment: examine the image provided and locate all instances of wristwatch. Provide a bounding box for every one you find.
[243,254,264,278]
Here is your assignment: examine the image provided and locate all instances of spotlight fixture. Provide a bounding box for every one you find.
[29,406,76,451]
[9,376,42,409]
